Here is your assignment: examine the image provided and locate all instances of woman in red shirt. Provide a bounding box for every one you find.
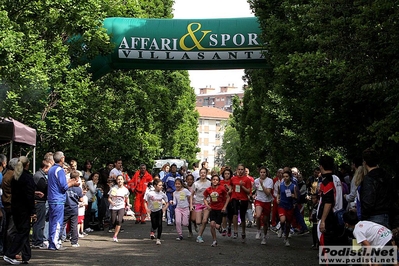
[230,164,252,242]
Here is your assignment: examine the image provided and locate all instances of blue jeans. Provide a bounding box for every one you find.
[366,214,389,228]
[32,201,46,246]
[43,201,49,241]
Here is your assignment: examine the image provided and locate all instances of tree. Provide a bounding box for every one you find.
[0,0,198,172]
[236,0,399,175]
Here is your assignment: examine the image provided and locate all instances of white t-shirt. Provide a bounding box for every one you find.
[192,169,200,181]
[332,175,343,213]
[192,180,211,204]
[78,195,88,216]
[353,221,392,247]
[273,178,281,198]
[254,177,273,203]
[144,184,155,200]
[145,190,168,212]
[109,168,122,178]
[173,188,191,209]
[86,180,97,203]
[108,185,129,210]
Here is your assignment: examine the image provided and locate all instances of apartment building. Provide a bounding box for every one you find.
[196,84,244,112]
[196,106,231,169]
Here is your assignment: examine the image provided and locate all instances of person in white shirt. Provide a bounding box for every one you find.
[191,162,200,181]
[190,168,211,243]
[343,211,395,249]
[78,185,88,237]
[109,159,123,179]
[108,175,130,243]
[253,166,273,245]
[144,179,169,245]
[172,179,191,240]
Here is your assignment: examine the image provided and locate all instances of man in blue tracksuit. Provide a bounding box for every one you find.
[47,151,79,250]
[162,164,181,226]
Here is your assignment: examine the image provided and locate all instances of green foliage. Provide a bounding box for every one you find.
[0,0,198,172]
[232,0,399,175]
[221,119,241,169]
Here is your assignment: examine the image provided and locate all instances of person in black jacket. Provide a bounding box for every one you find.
[3,156,36,265]
[359,148,392,228]
[31,160,51,249]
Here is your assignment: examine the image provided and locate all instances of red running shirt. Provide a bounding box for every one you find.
[230,176,251,201]
[203,185,228,210]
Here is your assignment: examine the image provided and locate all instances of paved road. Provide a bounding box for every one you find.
[27,217,320,266]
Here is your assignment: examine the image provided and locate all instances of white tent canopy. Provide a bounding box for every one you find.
[0,117,37,172]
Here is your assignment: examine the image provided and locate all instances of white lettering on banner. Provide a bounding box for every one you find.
[118,50,264,60]
[118,33,260,51]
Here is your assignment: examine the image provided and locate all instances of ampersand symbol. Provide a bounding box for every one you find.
[179,23,211,51]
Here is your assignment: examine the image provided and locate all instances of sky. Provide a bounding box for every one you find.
[172,0,254,91]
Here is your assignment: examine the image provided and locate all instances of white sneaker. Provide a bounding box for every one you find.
[255,231,261,240]
[261,237,267,245]
[196,236,204,243]
[289,228,294,238]
[285,239,290,247]
[78,234,84,238]
[276,222,281,230]
[156,239,161,245]
[211,240,217,247]
[113,237,118,242]
[71,243,80,247]
[277,228,283,238]
[3,256,21,265]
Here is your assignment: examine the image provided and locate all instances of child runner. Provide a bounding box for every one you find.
[203,174,229,247]
[108,175,130,242]
[78,184,89,238]
[172,178,191,240]
[230,164,252,243]
[220,168,233,237]
[253,166,273,245]
[191,168,211,243]
[62,170,83,247]
[309,193,320,249]
[144,179,169,245]
[185,174,195,238]
[277,170,297,247]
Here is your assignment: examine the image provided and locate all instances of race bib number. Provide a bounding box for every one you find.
[153,201,160,209]
[211,192,218,202]
[235,185,241,193]
[285,189,292,197]
[179,192,186,201]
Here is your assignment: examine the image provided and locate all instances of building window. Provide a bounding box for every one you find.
[215,133,220,139]
[215,121,220,127]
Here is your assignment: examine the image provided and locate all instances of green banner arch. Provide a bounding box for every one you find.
[90,17,266,79]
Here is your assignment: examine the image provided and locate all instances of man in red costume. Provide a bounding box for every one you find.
[129,164,153,224]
